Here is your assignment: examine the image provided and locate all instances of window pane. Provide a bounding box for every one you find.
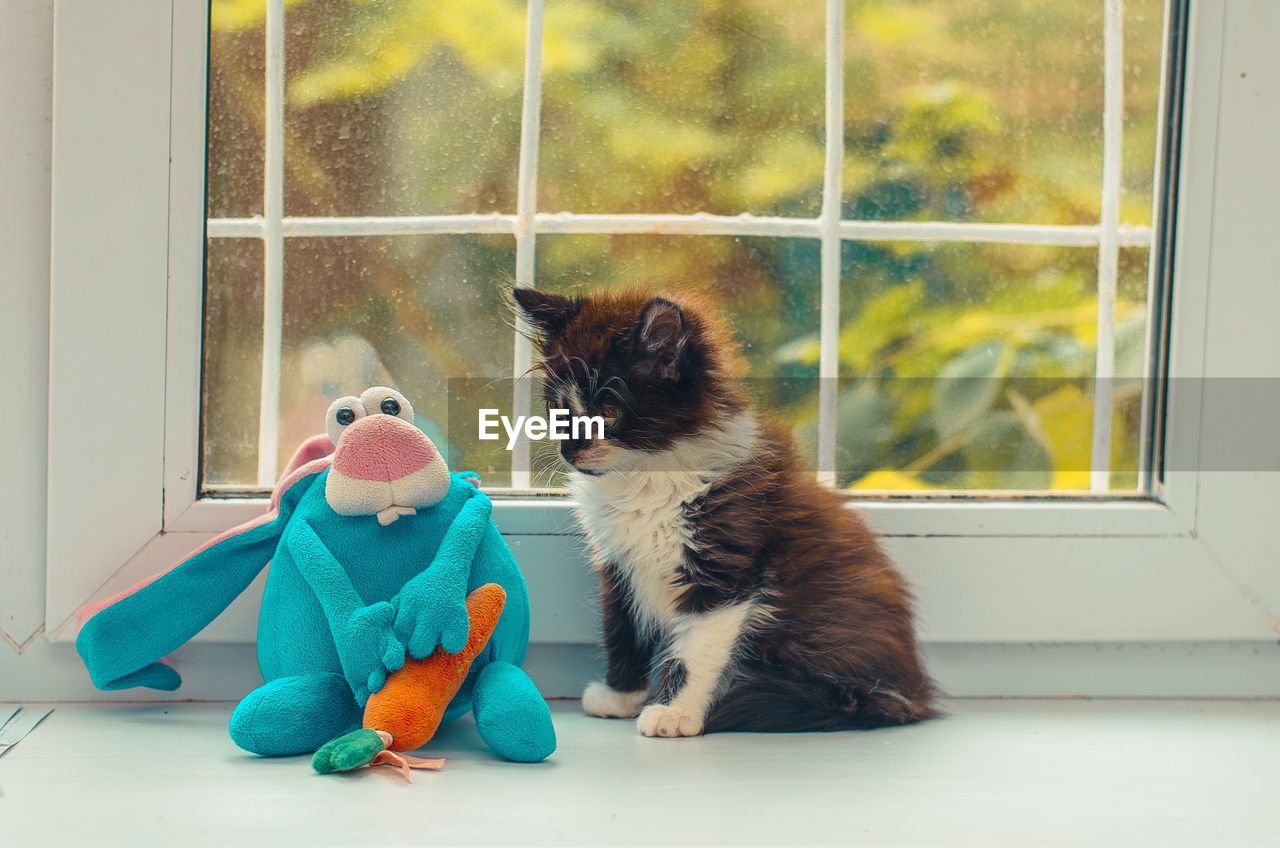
[539,1,826,216]
[844,0,1112,225]
[211,1,527,218]
[525,234,821,487]
[201,235,517,490]
[1109,245,1152,491]
[827,241,1145,491]
[284,236,517,486]
[202,239,264,487]
[207,8,264,218]
[202,0,1171,498]
[1123,0,1167,228]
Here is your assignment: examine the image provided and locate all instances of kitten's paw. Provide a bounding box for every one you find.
[636,703,704,738]
[582,681,648,718]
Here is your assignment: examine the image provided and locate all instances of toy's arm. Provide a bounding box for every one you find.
[75,476,316,692]
[392,485,494,659]
[285,518,406,706]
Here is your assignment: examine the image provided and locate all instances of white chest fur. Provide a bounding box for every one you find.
[572,470,707,635]
[569,412,759,637]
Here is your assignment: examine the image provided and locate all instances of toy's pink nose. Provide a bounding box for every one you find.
[332,415,437,482]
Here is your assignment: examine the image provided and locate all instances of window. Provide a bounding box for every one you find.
[44,0,1280,653]
[202,0,1166,496]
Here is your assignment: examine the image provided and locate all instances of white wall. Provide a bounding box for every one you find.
[1,0,53,653]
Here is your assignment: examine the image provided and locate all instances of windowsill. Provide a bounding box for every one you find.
[5,698,1277,845]
[169,491,1183,538]
[8,641,1279,703]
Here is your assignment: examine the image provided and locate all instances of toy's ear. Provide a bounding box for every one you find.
[271,434,335,506]
[76,468,320,692]
[278,433,336,481]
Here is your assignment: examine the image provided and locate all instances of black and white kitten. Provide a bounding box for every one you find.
[513,287,935,737]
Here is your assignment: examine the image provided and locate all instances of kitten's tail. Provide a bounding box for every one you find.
[703,670,936,733]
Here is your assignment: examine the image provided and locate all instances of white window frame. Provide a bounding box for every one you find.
[45,0,1279,652]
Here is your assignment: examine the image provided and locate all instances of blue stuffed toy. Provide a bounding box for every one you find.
[77,386,556,763]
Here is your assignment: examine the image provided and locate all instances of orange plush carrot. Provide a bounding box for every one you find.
[364,582,507,752]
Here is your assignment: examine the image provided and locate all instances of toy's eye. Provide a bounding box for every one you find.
[360,386,414,423]
[600,404,621,430]
[325,395,365,445]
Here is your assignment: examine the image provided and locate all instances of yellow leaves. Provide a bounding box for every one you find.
[606,116,728,171]
[842,155,880,197]
[839,281,927,372]
[1119,195,1154,228]
[852,381,1135,492]
[279,0,616,110]
[211,0,309,33]
[291,43,426,109]
[211,0,266,33]
[881,82,1002,173]
[731,134,825,209]
[898,82,1001,134]
[831,267,1147,492]
[853,4,944,49]
[773,334,821,368]
[287,0,532,109]
[1008,384,1137,491]
[1013,385,1094,490]
[633,26,731,107]
[862,298,1099,381]
[429,0,528,87]
[542,2,612,76]
[848,470,940,492]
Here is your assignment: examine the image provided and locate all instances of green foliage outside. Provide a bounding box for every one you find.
[205,0,1164,491]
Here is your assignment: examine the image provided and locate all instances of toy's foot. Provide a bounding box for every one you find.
[230,673,360,756]
[471,661,556,763]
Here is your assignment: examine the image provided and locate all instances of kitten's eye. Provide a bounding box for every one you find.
[600,404,621,430]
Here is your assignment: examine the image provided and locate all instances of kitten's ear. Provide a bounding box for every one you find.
[634,298,689,381]
[511,288,580,341]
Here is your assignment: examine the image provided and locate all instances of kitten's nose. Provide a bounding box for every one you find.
[560,438,587,465]
[562,440,607,475]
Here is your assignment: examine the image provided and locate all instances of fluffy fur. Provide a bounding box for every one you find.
[513,286,935,736]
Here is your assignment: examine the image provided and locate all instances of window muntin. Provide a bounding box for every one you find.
[203,0,1171,495]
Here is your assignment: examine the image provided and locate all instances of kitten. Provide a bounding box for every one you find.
[512,286,935,737]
